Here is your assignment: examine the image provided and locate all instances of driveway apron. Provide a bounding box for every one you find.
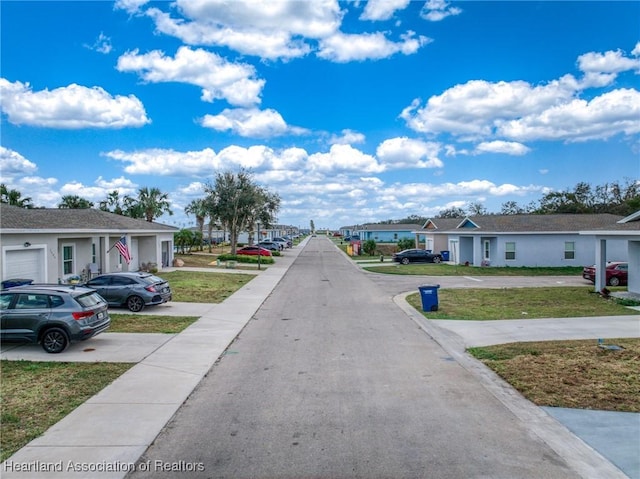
[127,237,585,479]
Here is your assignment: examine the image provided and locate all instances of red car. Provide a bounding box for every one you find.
[236,246,272,257]
[582,262,628,287]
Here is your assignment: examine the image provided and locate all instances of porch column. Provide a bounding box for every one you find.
[594,238,607,292]
[473,236,482,266]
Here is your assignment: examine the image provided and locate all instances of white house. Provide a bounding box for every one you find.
[0,204,178,284]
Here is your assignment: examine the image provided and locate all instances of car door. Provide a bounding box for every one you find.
[85,275,114,304]
[1,293,51,342]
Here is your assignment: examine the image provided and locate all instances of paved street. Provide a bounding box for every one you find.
[126,236,584,479]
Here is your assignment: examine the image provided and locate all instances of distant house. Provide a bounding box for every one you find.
[0,204,177,284]
[358,224,420,243]
[414,214,631,268]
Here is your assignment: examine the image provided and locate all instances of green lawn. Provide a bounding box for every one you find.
[365,263,584,276]
[406,286,635,320]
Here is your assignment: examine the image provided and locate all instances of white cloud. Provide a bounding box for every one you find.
[0,146,38,177]
[144,0,342,61]
[138,0,431,62]
[376,137,444,168]
[308,144,384,173]
[401,77,578,139]
[0,79,150,128]
[497,88,640,142]
[84,32,113,54]
[360,0,411,21]
[200,108,308,138]
[104,147,220,176]
[578,48,640,75]
[116,47,265,107]
[114,0,149,14]
[329,129,366,145]
[420,0,462,22]
[318,30,430,62]
[474,141,531,156]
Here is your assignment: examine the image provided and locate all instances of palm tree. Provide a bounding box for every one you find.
[1,184,34,208]
[99,190,125,215]
[137,187,173,222]
[185,198,207,251]
[58,195,94,209]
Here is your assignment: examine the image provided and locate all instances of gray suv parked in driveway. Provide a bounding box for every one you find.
[0,285,111,353]
[84,272,172,312]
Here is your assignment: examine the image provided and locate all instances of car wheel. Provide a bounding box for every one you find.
[608,277,620,287]
[401,257,410,265]
[42,328,69,354]
[127,295,145,312]
[432,256,441,263]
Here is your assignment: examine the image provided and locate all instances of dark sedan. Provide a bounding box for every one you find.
[582,262,628,287]
[392,249,442,265]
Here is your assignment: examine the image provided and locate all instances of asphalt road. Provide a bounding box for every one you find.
[127,236,581,479]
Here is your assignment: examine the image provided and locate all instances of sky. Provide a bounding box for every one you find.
[1,1,639,231]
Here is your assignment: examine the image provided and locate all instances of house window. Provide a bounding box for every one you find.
[564,242,575,260]
[483,240,490,261]
[505,242,516,261]
[92,243,97,263]
[62,245,74,275]
[393,233,398,240]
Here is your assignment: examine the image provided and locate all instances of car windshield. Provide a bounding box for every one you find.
[75,291,105,307]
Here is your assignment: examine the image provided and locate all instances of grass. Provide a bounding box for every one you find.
[109,314,199,333]
[159,270,255,303]
[406,286,635,320]
[365,263,584,276]
[0,361,134,462]
[468,339,640,412]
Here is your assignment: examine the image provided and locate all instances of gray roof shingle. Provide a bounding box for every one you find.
[0,204,178,232]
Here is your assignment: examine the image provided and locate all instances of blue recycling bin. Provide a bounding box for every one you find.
[440,250,450,261]
[418,284,440,312]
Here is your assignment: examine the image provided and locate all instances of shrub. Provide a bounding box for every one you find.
[397,237,414,251]
[363,239,377,256]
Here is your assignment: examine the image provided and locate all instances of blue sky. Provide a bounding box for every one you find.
[1,1,639,230]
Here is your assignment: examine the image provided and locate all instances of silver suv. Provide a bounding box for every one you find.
[0,285,111,353]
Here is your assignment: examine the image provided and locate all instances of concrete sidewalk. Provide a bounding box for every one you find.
[396,293,640,479]
[2,242,639,478]
[1,245,306,479]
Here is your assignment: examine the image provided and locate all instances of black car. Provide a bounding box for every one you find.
[84,272,172,312]
[392,249,442,265]
[0,284,110,353]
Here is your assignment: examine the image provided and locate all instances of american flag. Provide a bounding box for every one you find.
[114,236,132,264]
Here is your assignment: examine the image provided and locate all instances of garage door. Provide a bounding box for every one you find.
[4,249,44,283]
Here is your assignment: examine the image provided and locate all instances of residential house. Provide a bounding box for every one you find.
[414,214,630,268]
[339,224,420,243]
[580,210,640,295]
[0,204,177,284]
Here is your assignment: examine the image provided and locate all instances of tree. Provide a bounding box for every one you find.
[467,202,487,216]
[174,229,195,254]
[204,169,280,255]
[58,195,94,209]
[137,187,173,222]
[310,220,315,233]
[185,199,208,251]
[1,184,34,208]
[500,201,526,215]
[437,207,465,219]
[99,190,125,215]
[363,239,377,256]
[397,237,414,251]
